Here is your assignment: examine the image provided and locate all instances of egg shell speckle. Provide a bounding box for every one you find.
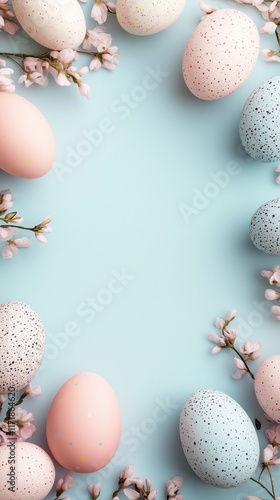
[0,442,55,500]
[116,0,186,36]
[46,372,122,473]
[0,302,45,394]
[179,389,259,487]
[250,198,280,255]
[12,0,86,50]
[255,355,280,423]
[182,9,259,100]
[239,76,280,162]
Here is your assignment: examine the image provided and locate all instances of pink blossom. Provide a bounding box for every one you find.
[102,46,120,70]
[123,476,143,487]
[252,0,268,11]
[239,341,261,360]
[198,0,216,13]
[265,424,280,445]
[263,49,280,62]
[56,473,74,493]
[272,305,280,320]
[89,57,102,71]
[215,317,225,329]
[261,266,280,285]
[2,237,31,259]
[261,21,277,34]
[0,429,8,445]
[208,332,226,353]
[0,190,13,211]
[91,1,108,24]
[0,395,5,404]
[50,48,77,65]
[232,357,247,379]
[106,1,116,12]
[14,407,36,440]
[166,476,183,496]
[88,483,101,498]
[0,62,15,93]
[263,444,280,465]
[120,465,134,481]
[24,383,42,397]
[265,289,280,300]
[83,27,112,50]
[223,328,237,342]
[148,490,157,500]
[123,489,140,500]
[0,226,17,241]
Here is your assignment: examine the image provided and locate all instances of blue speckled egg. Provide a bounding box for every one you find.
[250,198,280,255]
[239,76,280,162]
[179,389,259,488]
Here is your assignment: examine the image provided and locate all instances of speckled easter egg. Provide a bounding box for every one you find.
[12,0,86,50]
[255,355,280,422]
[239,76,280,161]
[179,389,259,487]
[0,92,55,178]
[0,442,55,500]
[46,372,122,472]
[0,302,45,394]
[116,0,186,35]
[250,198,280,255]
[182,9,259,100]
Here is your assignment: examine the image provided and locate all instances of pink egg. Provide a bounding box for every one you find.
[182,9,259,100]
[254,355,280,423]
[46,372,122,473]
[0,92,55,178]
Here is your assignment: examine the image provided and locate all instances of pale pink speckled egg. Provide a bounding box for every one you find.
[182,9,260,100]
[254,355,280,423]
[46,372,122,473]
[0,442,55,500]
[116,0,186,35]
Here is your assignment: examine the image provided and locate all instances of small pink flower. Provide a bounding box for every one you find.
[262,49,280,62]
[0,429,8,445]
[89,57,102,71]
[2,237,31,259]
[261,21,277,34]
[265,289,280,300]
[265,424,280,445]
[148,490,157,500]
[106,1,116,12]
[0,395,5,404]
[239,341,261,360]
[102,46,120,70]
[14,407,36,440]
[198,0,216,13]
[91,0,108,24]
[214,317,225,329]
[166,476,183,496]
[123,489,140,500]
[223,328,237,342]
[120,465,134,481]
[88,483,101,498]
[0,63,15,92]
[232,357,247,379]
[24,383,42,397]
[0,225,17,242]
[263,444,280,465]
[83,27,112,51]
[272,305,280,320]
[56,473,74,494]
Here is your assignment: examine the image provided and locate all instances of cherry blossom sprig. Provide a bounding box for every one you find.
[0,26,120,97]
[53,466,184,500]
[0,383,41,444]
[208,310,261,379]
[261,265,280,320]
[0,190,52,259]
[246,425,280,500]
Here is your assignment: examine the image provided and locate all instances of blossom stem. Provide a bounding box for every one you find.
[227,344,255,379]
[4,392,27,421]
[250,476,276,499]
[1,222,40,233]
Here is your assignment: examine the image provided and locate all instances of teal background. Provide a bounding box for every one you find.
[1,1,280,499]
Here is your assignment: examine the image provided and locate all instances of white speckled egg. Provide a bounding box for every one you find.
[0,442,55,499]
[0,302,45,394]
[116,0,186,35]
[250,198,280,255]
[255,355,280,422]
[182,9,259,100]
[240,76,280,162]
[179,389,259,487]
[12,0,86,50]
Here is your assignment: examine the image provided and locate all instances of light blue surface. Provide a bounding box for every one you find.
[1,1,280,499]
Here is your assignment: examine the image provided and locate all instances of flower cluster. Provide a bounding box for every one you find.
[0,1,119,97]
[0,383,41,445]
[0,190,52,259]
[0,0,18,35]
[208,310,261,379]
[54,466,184,500]
[261,265,280,320]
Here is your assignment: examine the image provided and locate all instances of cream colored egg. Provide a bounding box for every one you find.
[12,0,86,50]
[0,442,55,500]
[182,9,259,100]
[116,0,186,35]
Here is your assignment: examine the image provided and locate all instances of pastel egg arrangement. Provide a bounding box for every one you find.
[182,9,259,100]
[12,0,86,50]
[46,372,122,472]
[0,442,55,499]
[239,76,280,162]
[116,0,186,35]
[254,355,280,422]
[250,198,280,255]
[179,389,259,487]
[0,93,55,178]
[0,302,45,394]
